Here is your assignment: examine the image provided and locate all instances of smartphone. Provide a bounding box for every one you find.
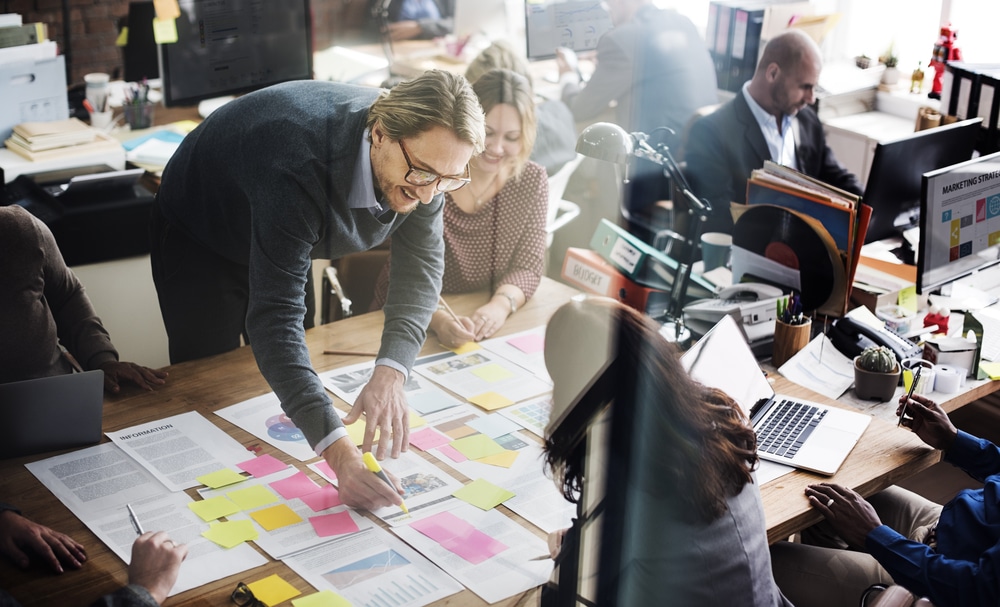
[897,365,923,427]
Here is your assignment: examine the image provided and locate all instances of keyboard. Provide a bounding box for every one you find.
[756,399,826,460]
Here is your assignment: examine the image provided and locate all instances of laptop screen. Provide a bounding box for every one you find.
[680,315,773,416]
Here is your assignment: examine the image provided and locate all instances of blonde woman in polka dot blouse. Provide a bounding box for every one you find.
[373,69,548,348]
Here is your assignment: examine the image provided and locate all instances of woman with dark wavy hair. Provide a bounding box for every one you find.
[542,298,791,606]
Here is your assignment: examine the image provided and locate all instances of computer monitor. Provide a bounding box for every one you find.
[917,150,1000,294]
[122,1,159,82]
[525,0,613,61]
[863,117,982,243]
[453,0,509,42]
[159,0,313,108]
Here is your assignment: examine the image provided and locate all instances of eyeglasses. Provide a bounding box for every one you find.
[231,582,268,607]
[398,139,470,193]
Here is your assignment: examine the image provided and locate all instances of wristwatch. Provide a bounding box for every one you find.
[498,292,517,314]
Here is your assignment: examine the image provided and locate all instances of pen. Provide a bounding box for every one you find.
[323,350,379,357]
[362,452,408,514]
[126,503,144,535]
[438,296,462,326]
[529,554,551,561]
[898,365,922,428]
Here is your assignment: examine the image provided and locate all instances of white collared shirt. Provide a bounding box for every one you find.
[742,82,797,170]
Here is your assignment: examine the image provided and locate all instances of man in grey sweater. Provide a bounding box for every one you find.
[152,70,485,511]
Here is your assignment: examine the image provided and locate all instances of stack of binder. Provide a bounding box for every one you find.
[4,118,121,162]
[939,62,1000,155]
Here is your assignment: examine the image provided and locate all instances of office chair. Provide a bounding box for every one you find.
[320,241,391,324]
[861,584,935,607]
[546,154,584,245]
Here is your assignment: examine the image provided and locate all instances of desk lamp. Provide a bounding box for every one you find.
[575,122,714,342]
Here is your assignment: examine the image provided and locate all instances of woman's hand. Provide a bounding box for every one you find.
[471,300,510,341]
[430,310,476,349]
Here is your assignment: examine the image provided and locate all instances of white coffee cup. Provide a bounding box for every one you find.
[700,232,733,272]
[89,110,114,131]
[84,72,110,113]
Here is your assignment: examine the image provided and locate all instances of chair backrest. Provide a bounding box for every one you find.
[546,153,585,245]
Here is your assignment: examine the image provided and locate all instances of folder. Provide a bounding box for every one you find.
[560,247,672,317]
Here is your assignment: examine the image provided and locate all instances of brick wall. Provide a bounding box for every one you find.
[3,0,370,93]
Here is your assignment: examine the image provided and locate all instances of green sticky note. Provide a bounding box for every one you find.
[115,26,129,47]
[450,434,505,460]
[247,574,302,606]
[980,361,1000,380]
[897,285,918,314]
[188,496,240,522]
[471,363,515,382]
[453,478,515,510]
[197,468,246,489]
[152,17,178,44]
[293,590,352,607]
[250,504,303,531]
[226,485,279,510]
[202,519,258,549]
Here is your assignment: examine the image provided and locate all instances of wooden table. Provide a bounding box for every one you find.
[0,276,985,603]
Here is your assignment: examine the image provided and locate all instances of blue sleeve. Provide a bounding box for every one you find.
[944,431,1000,483]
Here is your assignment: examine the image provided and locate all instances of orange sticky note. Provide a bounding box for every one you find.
[247,574,301,606]
[469,391,514,411]
[250,504,303,531]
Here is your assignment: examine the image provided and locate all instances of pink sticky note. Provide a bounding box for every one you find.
[269,471,320,500]
[437,444,468,463]
[300,485,342,512]
[409,427,451,451]
[309,510,360,538]
[411,512,508,564]
[507,333,544,354]
[313,460,337,482]
[237,454,288,478]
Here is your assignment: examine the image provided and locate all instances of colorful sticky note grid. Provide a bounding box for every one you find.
[471,363,515,382]
[269,471,321,501]
[188,496,240,522]
[411,511,508,564]
[196,468,246,489]
[476,449,519,468]
[202,519,258,549]
[250,504,303,531]
[409,427,452,451]
[469,391,514,411]
[246,574,302,606]
[292,590,352,607]
[452,478,516,510]
[309,510,360,538]
[300,485,342,512]
[237,454,289,478]
[450,434,505,460]
[507,333,544,354]
[226,485,279,511]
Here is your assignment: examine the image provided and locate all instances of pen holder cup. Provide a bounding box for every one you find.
[772,318,812,368]
[124,102,155,130]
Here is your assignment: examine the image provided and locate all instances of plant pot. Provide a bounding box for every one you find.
[881,66,900,86]
[853,357,901,401]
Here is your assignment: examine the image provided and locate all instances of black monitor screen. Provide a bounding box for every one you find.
[525,0,613,60]
[918,150,1000,294]
[863,118,982,243]
[123,2,159,82]
[159,0,313,107]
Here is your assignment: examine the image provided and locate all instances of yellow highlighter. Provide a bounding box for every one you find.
[362,452,409,514]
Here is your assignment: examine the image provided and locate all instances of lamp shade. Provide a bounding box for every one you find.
[575,122,634,164]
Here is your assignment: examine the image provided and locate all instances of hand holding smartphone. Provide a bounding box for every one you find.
[898,366,923,428]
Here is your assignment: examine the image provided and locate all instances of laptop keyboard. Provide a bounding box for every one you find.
[756,399,826,459]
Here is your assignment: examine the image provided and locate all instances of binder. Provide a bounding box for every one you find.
[588,219,717,300]
[711,1,733,92]
[560,247,672,317]
[729,6,765,92]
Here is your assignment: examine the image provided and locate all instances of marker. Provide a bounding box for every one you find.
[898,365,922,428]
[126,503,144,535]
[362,452,408,514]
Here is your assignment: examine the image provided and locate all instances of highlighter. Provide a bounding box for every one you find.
[362,452,409,514]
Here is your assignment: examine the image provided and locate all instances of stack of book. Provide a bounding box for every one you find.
[4,118,121,162]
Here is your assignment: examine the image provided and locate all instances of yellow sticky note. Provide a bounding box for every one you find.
[450,434,505,460]
[197,468,246,489]
[250,504,303,531]
[293,590,352,607]
[247,574,302,606]
[476,449,519,468]
[452,478,515,510]
[469,391,513,411]
[115,26,129,47]
[471,363,515,382]
[346,413,426,446]
[226,485,279,510]
[188,496,240,522]
[170,120,200,134]
[153,0,181,20]
[897,285,918,314]
[980,361,1000,380]
[202,519,258,549]
[152,17,178,44]
[902,368,915,392]
[450,341,481,354]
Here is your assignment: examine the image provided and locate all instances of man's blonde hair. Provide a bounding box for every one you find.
[367,70,485,154]
[472,69,537,177]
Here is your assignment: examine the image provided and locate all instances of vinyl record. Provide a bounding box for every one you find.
[732,205,838,311]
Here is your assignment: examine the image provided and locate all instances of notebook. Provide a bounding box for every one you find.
[681,315,870,475]
[0,370,105,458]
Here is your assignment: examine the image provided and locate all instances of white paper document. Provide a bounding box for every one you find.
[282,525,463,607]
[412,349,552,404]
[778,334,856,400]
[320,360,463,415]
[106,411,252,491]
[25,443,267,596]
[369,450,465,527]
[215,392,318,462]
[479,326,551,382]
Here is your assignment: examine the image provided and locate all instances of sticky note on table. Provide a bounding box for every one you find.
[196,468,246,489]
[467,413,522,438]
[292,590,352,607]
[250,504,303,531]
[469,391,514,411]
[237,454,289,478]
[312,460,337,483]
[411,511,508,564]
[226,485,279,511]
[269,471,320,500]
[346,413,426,446]
[309,510,360,538]
[453,478,516,510]
[981,361,1000,380]
[188,496,240,522]
[300,485,342,512]
[450,341,481,354]
[247,574,301,606]
[507,333,544,354]
[438,444,467,463]
[476,449,519,468]
[151,17,178,44]
[450,434,505,460]
[471,363,515,382]
[409,427,452,451]
[202,519,258,549]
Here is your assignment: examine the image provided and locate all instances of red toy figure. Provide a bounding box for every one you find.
[929,23,962,100]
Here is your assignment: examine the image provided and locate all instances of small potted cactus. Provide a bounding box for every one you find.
[854,345,901,401]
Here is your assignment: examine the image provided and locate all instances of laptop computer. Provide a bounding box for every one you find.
[681,315,870,475]
[0,370,105,459]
